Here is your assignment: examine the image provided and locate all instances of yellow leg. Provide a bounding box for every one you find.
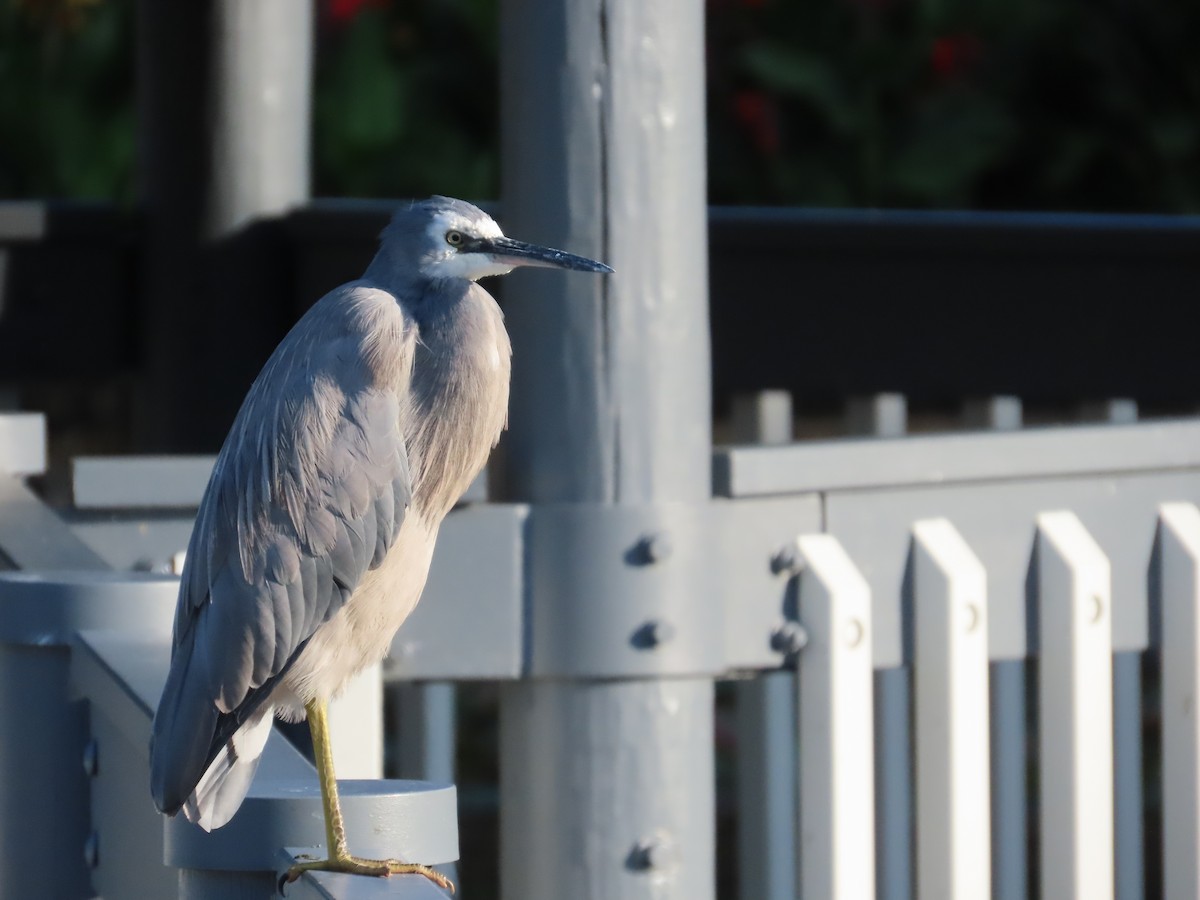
[284,698,454,893]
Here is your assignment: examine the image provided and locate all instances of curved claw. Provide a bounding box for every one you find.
[284,855,455,894]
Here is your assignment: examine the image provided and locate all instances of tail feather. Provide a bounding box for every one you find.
[151,635,219,815]
[182,709,273,831]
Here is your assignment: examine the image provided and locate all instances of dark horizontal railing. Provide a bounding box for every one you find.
[4,200,1200,443]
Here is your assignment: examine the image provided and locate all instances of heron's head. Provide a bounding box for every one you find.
[379,196,613,284]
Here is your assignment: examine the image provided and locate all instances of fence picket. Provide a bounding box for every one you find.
[1155,502,1200,900]
[793,534,875,900]
[909,519,991,899]
[1033,511,1115,900]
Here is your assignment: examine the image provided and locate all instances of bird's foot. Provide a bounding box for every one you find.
[284,854,454,893]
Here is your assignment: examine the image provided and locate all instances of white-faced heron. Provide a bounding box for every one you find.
[149,196,612,889]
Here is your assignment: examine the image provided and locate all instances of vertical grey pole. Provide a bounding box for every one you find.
[731,392,796,900]
[990,661,1028,900]
[137,0,313,449]
[848,395,911,900]
[498,1,713,898]
[963,395,1028,900]
[1113,651,1145,900]
[391,683,457,785]
[1079,401,1144,900]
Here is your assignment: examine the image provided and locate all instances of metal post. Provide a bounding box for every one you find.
[0,572,180,900]
[730,392,796,900]
[990,660,1028,900]
[846,392,910,900]
[961,394,1028,900]
[498,1,713,897]
[137,0,312,449]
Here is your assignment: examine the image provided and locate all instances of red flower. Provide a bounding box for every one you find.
[930,33,983,80]
[327,0,387,25]
[733,89,781,157]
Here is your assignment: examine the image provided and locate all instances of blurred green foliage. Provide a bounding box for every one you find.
[2,0,1200,211]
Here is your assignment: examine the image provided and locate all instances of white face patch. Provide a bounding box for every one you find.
[419,210,510,281]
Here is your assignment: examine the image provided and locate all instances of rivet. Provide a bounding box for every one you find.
[770,545,802,576]
[82,738,99,777]
[631,832,677,870]
[771,621,809,655]
[1090,594,1104,623]
[963,603,980,633]
[84,831,99,869]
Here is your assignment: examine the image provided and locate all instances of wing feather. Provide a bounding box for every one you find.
[151,288,414,816]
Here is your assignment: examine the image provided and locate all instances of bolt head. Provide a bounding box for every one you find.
[82,738,99,777]
[771,621,809,655]
[770,545,802,576]
[631,832,677,871]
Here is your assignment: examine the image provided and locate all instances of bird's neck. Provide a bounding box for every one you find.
[405,282,511,520]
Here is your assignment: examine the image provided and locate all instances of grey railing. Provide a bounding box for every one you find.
[5,405,1200,898]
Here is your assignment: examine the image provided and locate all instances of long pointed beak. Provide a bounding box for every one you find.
[478,235,614,274]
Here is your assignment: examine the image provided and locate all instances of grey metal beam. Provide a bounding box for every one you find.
[0,474,110,571]
[73,455,216,509]
[715,418,1200,497]
[0,412,45,476]
[0,572,178,900]
[498,3,713,900]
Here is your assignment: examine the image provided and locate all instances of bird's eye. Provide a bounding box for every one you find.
[445,230,464,247]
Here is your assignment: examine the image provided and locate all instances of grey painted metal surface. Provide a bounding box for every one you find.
[1112,651,1144,900]
[715,418,1200,497]
[69,516,195,573]
[497,1,713,898]
[1033,512,1115,900]
[873,668,912,900]
[72,455,216,509]
[989,660,1028,900]
[846,393,907,438]
[70,625,459,895]
[730,391,796,900]
[388,504,528,680]
[0,573,177,900]
[207,0,312,236]
[962,395,1022,431]
[0,474,110,571]
[1155,503,1200,900]
[525,503,723,677]
[73,629,179,899]
[389,683,456,786]
[0,412,45,476]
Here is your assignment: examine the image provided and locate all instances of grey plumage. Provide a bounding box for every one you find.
[150,197,611,833]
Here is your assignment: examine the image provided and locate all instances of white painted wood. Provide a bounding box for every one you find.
[909,519,991,899]
[793,534,875,900]
[1156,502,1200,900]
[1034,511,1114,900]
